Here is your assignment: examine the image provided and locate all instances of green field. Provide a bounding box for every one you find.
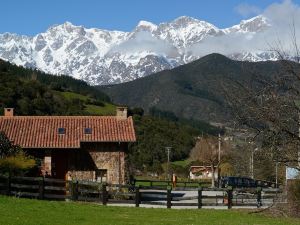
[84,103,116,116]
[0,196,299,225]
[171,159,191,167]
[55,91,116,116]
[59,91,90,101]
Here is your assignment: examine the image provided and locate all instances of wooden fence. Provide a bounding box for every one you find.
[0,175,282,209]
[133,179,211,188]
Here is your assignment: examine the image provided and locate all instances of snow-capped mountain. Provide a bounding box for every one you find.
[0,15,276,85]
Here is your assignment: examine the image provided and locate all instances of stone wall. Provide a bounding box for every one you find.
[67,142,126,184]
[27,142,128,184]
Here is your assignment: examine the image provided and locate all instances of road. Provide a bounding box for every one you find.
[109,189,275,209]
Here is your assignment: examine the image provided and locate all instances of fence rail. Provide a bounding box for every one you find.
[0,175,283,209]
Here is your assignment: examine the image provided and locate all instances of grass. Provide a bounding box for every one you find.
[0,196,299,225]
[55,91,116,116]
[171,159,191,168]
[58,91,89,101]
[85,103,116,116]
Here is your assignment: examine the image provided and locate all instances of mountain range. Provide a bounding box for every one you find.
[0,15,279,85]
[99,53,284,123]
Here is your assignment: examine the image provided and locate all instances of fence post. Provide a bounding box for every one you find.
[102,183,108,205]
[198,186,202,209]
[135,185,140,207]
[39,177,44,200]
[71,181,78,201]
[257,187,262,208]
[6,174,11,196]
[227,187,233,209]
[167,186,172,209]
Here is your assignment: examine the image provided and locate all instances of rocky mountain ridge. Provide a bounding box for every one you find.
[0,15,277,85]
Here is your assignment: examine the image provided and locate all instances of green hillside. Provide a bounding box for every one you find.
[0,59,113,116]
[55,91,116,115]
[100,54,284,123]
[0,59,216,171]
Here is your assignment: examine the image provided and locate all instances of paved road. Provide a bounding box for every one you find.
[108,189,274,209]
[106,188,277,209]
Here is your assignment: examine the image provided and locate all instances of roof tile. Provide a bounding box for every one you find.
[0,116,136,148]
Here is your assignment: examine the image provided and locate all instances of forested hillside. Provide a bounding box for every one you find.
[0,59,220,171]
[128,113,221,173]
[100,53,286,123]
[0,59,112,116]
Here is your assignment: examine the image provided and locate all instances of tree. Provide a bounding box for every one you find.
[219,31,300,171]
[190,136,221,187]
[0,131,20,158]
[128,115,197,173]
[217,26,300,216]
[220,162,234,176]
[0,132,35,176]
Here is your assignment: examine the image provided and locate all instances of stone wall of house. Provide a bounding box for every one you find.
[67,142,127,184]
[67,171,95,181]
[27,142,128,184]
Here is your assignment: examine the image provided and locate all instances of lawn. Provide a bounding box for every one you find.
[0,196,299,225]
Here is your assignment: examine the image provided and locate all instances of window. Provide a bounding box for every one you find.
[58,128,65,134]
[96,169,107,183]
[84,128,92,134]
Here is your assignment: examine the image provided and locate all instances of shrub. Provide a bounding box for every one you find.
[287,179,300,217]
[0,152,36,176]
[0,132,36,176]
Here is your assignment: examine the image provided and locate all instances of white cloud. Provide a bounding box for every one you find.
[106,1,300,61]
[189,0,300,58]
[234,3,262,17]
[108,31,179,57]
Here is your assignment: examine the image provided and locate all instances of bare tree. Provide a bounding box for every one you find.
[220,36,300,170]
[190,136,221,187]
[215,23,300,216]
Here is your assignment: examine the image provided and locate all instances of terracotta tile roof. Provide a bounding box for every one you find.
[0,116,136,148]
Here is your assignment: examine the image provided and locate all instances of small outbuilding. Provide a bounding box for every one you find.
[189,165,218,180]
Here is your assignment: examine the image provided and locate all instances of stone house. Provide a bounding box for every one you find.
[0,107,136,184]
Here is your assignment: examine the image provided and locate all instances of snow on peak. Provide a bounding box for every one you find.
[135,20,158,32]
[137,20,157,28]
[224,15,270,33]
[0,15,279,85]
[173,16,198,23]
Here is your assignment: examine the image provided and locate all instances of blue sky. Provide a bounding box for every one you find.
[1,0,299,35]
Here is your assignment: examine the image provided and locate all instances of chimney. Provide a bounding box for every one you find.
[116,107,127,120]
[4,108,14,117]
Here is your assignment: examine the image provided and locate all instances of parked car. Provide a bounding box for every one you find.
[220,176,256,188]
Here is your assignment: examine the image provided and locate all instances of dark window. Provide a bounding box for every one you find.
[58,128,65,134]
[96,169,107,183]
[84,128,92,134]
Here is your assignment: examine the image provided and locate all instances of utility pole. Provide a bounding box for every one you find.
[298,113,300,168]
[218,133,221,163]
[250,149,254,179]
[275,161,278,188]
[217,133,221,187]
[166,147,172,180]
[250,147,258,179]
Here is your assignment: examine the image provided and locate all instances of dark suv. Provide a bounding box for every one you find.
[220,176,256,188]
